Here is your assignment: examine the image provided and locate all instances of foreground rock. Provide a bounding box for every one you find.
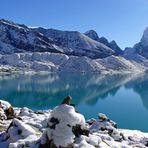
[0,99,148,147]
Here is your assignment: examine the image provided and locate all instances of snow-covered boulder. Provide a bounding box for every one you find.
[0,119,38,148]
[0,100,11,110]
[89,113,124,142]
[0,99,15,120]
[40,104,88,147]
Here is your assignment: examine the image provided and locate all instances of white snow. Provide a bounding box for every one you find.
[0,100,148,147]
[41,104,86,147]
[51,104,85,127]
[0,52,147,74]
[0,99,11,110]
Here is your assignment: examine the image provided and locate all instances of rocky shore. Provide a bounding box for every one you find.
[0,97,148,148]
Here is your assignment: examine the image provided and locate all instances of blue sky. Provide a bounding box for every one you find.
[0,0,148,49]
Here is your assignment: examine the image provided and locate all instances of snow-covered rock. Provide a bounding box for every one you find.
[0,99,148,148]
[0,119,38,148]
[40,104,87,147]
[0,99,11,110]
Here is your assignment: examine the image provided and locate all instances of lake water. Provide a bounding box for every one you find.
[0,73,148,132]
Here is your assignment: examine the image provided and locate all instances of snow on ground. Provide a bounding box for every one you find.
[0,100,148,147]
[0,52,147,74]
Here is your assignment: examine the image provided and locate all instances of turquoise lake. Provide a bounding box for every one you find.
[0,73,148,132]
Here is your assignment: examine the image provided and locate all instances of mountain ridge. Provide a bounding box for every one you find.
[0,19,148,73]
[0,19,117,59]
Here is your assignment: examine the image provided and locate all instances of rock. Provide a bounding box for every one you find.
[0,108,7,120]
[4,107,15,119]
[40,103,86,147]
[1,100,148,148]
[86,118,96,125]
[0,100,15,120]
[98,113,108,121]
[72,124,89,137]
[48,117,59,129]
[140,137,148,146]
[61,96,72,105]
[0,100,11,110]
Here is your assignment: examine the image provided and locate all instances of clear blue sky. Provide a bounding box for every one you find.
[0,0,148,49]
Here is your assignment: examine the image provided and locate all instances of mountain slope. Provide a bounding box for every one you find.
[0,19,115,59]
[33,28,115,58]
[0,19,147,73]
[0,19,62,54]
[84,30,123,55]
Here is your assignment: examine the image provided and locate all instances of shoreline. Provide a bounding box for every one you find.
[0,99,148,147]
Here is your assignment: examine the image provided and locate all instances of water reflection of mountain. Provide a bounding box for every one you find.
[0,73,146,110]
[125,74,148,110]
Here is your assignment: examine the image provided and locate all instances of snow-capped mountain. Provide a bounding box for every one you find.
[0,19,63,54]
[0,19,115,59]
[133,27,148,58]
[84,30,100,41]
[33,28,115,58]
[123,27,148,69]
[84,30,123,55]
[0,19,148,73]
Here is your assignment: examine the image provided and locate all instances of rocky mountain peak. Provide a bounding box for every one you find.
[109,40,123,55]
[133,26,148,58]
[140,27,148,47]
[84,30,99,41]
[98,37,109,46]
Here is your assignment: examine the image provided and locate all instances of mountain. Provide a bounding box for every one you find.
[33,28,115,58]
[0,19,62,54]
[0,19,115,59]
[84,30,99,41]
[109,40,123,55]
[133,27,148,59]
[0,19,147,73]
[84,30,123,55]
[123,27,148,68]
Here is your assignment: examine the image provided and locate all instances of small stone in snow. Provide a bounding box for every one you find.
[98,113,108,121]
